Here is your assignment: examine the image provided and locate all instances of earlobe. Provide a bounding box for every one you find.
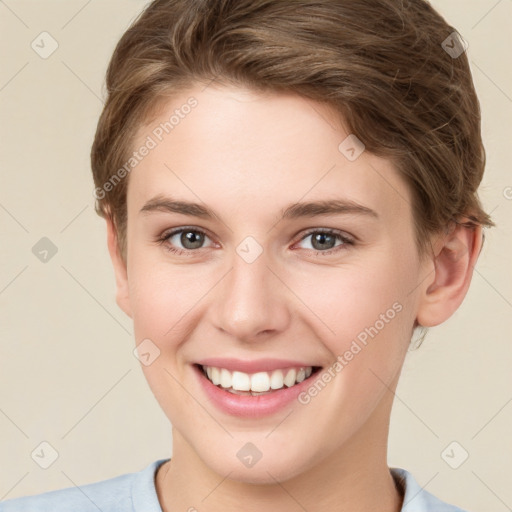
[106,218,133,318]
[416,222,483,328]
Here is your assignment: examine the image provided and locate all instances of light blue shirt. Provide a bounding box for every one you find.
[1,459,469,511]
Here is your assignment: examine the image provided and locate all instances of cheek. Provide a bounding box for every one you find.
[293,257,413,341]
[287,260,415,441]
[127,252,207,342]
[126,257,207,422]
[285,247,418,389]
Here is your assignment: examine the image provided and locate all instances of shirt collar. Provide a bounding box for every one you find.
[390,467,466,511]
[132,459,464,512]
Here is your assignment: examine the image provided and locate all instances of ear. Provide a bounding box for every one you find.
[416,222,483,327]
[106,218,133,318]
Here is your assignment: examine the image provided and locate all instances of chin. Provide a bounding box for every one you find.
[199,446,315,485]
[222,463,303,485]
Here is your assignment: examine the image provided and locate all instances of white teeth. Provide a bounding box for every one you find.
[270,369,284,390]
[203,365,314,392]
[220,368,232,388]
[283,368,297,387]
[231,371,251,391]
[251,372,270,392]
[211,367,220,385]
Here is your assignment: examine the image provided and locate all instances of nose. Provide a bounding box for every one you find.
[211,247,291,343]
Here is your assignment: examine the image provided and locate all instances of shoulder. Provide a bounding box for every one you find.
[0,459,168,512]
[391,467,470,512]
[0,472,134,512]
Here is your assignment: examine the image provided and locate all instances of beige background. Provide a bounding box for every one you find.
[0,1,511,510]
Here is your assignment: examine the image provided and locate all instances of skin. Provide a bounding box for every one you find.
[106,83,483,512]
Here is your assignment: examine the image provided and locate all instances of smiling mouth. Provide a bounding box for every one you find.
[198,364,322,396]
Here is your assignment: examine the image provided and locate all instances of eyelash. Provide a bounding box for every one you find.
[155,227,355,257]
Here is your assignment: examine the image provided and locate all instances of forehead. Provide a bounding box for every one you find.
[127,84,411,225]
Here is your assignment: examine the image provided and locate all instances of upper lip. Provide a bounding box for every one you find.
[196,358,320,373]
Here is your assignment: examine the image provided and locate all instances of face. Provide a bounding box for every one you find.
[116,84,428,483]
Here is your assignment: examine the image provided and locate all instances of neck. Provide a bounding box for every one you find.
[156,393,403,512]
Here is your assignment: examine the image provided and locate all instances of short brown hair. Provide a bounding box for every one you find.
[91,0,494,261]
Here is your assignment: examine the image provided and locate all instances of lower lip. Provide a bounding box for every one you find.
[194,365,318,418]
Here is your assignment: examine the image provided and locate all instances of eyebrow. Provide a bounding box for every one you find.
[139,194,378,220]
